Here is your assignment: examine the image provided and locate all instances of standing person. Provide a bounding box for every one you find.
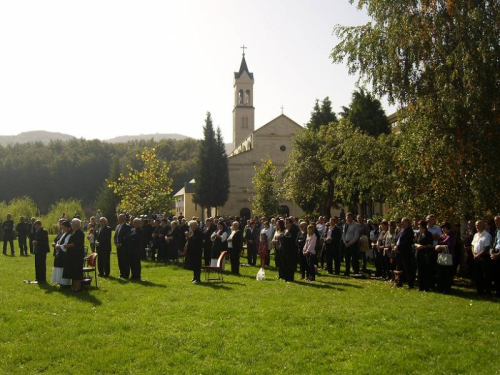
[272,220,286,277]
[435,222,457,294]
[96,217,112,278]
[426,214,442,288]
[490,216,500,298]
[375,221,389,279]
[395,218,416,288]
[185,220,203,283]
[339,209,346,223]
[303,224,318,281]
[245,221,259,266]
[150,219,160,261]
[16,216,29,256]
[261,221,274,267]
[28,217,37,254]
[166,220,181,261]
[2,213,15,255]
[341,213,360,276]
[324,217,342,275]
[210,222,228,266]
[357,215,371,273]
[141,218,153,260]
[297,222,308,280]
[32,220,49,283]
[227,221,243,275]
[258,233,269,269]
[114,214,131,279]
[62,219,85,292]
[471,220,492,295]
[415,220,434,292]
[203,218,217,266]
[51,220,72,287]
[280,219,298,282]
[128,218,143,280]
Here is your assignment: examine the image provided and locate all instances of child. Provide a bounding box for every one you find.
[258,233,268,269]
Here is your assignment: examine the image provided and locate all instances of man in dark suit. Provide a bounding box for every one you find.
[228,221,243,275]
[245,221,260,266]
[114,214,131,279]
[128,218,143,280]
[323,217,342,275]
[28,217,37,254]
[2,213,15,255]
[96,217,112,277]
[32,220,49,283]
[395,217,416,288]
[16,216,29,256]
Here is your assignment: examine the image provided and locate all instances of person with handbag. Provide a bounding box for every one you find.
[435,222,457,294]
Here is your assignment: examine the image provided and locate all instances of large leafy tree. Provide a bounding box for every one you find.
[108,147,173,215]
[340,89,390,136]
[251,157,281,218]
[332,0,500,220]
[94,158,121,227]
[306,97,338,131]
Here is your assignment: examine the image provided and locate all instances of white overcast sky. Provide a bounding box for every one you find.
[0,0,395,141]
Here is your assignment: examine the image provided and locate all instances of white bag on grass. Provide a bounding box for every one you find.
[256,268,266,281]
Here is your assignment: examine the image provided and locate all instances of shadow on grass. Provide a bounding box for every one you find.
[39,283,102,306]
[107,276,167,288]
[196,282,234,290]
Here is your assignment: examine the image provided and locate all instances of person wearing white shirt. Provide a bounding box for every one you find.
[471,220,492,294]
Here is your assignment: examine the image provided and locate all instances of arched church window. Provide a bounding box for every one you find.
[245,90,250,104]
[238,90,244,104]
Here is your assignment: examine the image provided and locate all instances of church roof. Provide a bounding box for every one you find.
[234,56,254,80]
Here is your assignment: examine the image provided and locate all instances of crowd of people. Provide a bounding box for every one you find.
[2,210,499,297]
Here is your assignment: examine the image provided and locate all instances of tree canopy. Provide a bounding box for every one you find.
[251,157,281,219]
[306,97,338,131]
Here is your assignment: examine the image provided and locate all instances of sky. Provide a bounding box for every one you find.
[0,0,395,141]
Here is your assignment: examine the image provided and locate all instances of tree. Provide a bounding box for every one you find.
[193,112,228,216]
[212,127,230,212]
[306,97,338,131]
[251,157,281,218]
[94,158,121,228]
[108,147,173,215]
[332,0,500,219]
[42,198,85,234]
[340,89,390,136]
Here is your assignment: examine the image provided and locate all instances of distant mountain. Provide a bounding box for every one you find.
[105,133,190,143]
[0,131,75,146]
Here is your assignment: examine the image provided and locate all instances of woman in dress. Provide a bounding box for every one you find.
[62,218,85,292]
[51,220,72,287]
[272,220,286,279]
[210,222,228,266]
[415,220,434,292]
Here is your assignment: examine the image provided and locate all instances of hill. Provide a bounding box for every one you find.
[105,133,190,143]
[0,131,75,146]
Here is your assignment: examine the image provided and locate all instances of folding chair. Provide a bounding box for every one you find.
[201,251,227,282]
[82,252,98,288]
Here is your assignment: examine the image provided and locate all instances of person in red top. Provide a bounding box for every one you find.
[258,233,268,269]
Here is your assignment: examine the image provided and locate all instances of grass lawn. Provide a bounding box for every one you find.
[0,236,499,375]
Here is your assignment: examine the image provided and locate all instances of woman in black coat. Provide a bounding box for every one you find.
[280,219,298,282]
[415,220,434,292]
[63,219,85,292]
[166,221,182,261]
[184,221,203,283]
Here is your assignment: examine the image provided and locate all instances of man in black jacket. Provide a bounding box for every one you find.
[128,218,143,280]
[16,216,29,256]
[395,218,416,288]
[2,213,15,255]
[323,217,342,275]
[245,221,260,266]
[114,214,131,279]
[96,217,112,277]
[228,221,243,275]
[32,220,49,283]
[28,217,37,254]
[185,220,203,283]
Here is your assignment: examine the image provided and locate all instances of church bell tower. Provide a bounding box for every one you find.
[233,47,255,150]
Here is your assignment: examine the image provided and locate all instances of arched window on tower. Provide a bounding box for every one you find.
[245,90,250,104]
[238,90,244,104]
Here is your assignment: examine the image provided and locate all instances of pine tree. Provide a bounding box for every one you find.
[307,97,338,131]
[212,126,230,213]
[193,112,219,216]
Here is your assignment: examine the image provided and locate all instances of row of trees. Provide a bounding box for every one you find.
[252,0,500,222]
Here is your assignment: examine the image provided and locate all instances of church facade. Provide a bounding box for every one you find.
[217,54,304,219]
[174,53,304,220]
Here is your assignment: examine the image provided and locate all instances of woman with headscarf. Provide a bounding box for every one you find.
[210,222,228,266]
[51,220,72,287]
[63,218,85,292]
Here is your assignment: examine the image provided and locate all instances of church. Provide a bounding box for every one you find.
[174,52,304,220]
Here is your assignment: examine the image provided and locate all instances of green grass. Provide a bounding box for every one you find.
[0,236,499,375]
